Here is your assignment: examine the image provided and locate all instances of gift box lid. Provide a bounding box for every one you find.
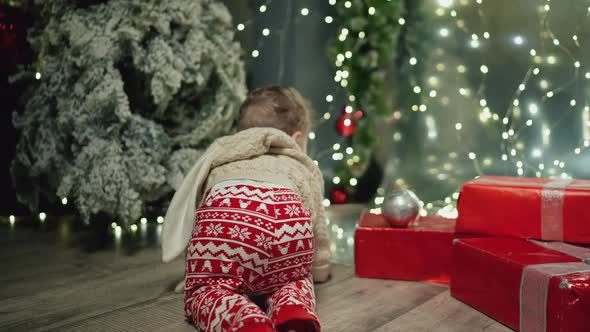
[457,176,590,244]
[462,175,590,192]
[456,237,580,266]
[452,237,590,332]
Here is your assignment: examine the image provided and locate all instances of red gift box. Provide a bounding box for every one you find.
[354,211,455,284]
[451,237,590,332]
[457,176,590,244]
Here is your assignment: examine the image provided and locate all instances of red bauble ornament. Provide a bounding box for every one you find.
[336,113,356,137]
[330,187,349,204]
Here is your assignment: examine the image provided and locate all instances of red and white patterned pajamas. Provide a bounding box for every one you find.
[184,180,319,332]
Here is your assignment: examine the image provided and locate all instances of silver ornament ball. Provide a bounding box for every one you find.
[382,188,421,228]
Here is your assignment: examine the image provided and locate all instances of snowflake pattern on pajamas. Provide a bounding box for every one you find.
[184,182,318,332]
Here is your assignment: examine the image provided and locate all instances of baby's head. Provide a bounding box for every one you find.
[238,86,311,152]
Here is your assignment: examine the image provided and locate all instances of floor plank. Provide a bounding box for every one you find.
[0,253,184,331]
[317,277,447,332]
[57,293,187,332]
[0,205,515,332]
[374,291,512,332]
[54,264,354,332]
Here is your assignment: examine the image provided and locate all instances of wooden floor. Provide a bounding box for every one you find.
[0,206,512,332]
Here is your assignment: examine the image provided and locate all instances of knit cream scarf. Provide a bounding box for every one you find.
[161,127,321,262]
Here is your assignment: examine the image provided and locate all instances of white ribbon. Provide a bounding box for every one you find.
[520,262,590,332]
[541,179,573,241]
[519,240,590,332]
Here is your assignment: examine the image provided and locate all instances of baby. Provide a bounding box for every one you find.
[162,86,331,332]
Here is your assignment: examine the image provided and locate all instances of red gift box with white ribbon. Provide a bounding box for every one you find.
[457,176,590,244]
[451,237,590,332]
[354,211,455,284]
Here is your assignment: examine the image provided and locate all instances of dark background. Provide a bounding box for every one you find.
[0,5,33,215]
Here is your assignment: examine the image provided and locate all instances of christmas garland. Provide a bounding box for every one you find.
[328,0,426,196]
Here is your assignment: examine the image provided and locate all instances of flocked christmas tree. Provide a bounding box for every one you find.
[11,0,246,225]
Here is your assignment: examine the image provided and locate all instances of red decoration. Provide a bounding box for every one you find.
[335,108,357,137]
[457,176,590,244]
[329,187,348,204]
[451,237,590,331]
[355,211,455,284]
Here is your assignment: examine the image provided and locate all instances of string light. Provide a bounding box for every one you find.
[140,217,147,225]
[9,215,15,227]
[233,0,590,218]
[35,72,41,80]
[438,0,454,8]
[39,212,46,222]
[115,225,122,237]
[61,197,68,205]
[157,216,164,224]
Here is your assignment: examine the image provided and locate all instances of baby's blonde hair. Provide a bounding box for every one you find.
[238,86,312,135]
